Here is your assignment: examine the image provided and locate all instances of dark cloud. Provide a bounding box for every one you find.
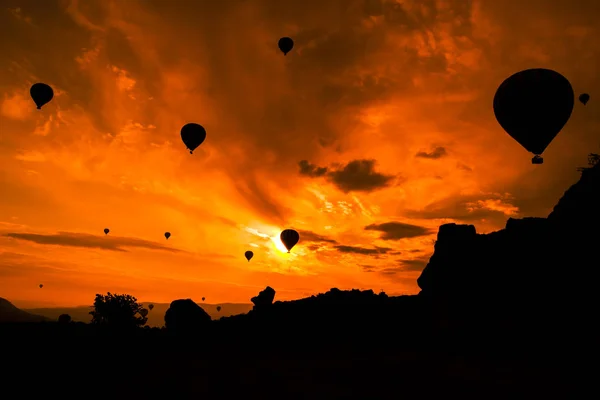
[415,146,448,159]
[364,221,432,240]
[396,258,429,272]
[358,264,377,272]
[298,160,328,178]
[3,232,182,253]
[456,162,473,172]
[298,159,396,193]
[404,194,518,225]
[334,245,392,256]
[296,229,337,244]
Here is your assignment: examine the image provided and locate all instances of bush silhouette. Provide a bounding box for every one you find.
[57,314,71,324]
[89,292,147,329]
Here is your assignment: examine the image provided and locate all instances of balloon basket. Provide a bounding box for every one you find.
[531,155,544,164]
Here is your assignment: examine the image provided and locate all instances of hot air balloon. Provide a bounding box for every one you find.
[148,304,154,311]
[278,37,294,55]
[493,68,574,165]
[140,309,148,317]
[39,284,43,289]
[104,228,110,235]
[202,297,205,301]
[244,250,254,262]
[280,229,300,253]
[30,83,54,110]
[165,232,171,240]
[180,123,207,154]
[216,306,221,312]
[579,93,590,105]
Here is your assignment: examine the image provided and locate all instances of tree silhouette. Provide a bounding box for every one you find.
[577,153,600,173]
[89,292,147,329]
[58,314,72,324]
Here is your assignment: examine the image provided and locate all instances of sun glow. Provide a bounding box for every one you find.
[271,236,289,254]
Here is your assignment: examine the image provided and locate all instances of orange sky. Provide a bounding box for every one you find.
[1,0,600,307]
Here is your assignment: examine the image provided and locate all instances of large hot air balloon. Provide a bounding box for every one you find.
[278,37,294,55]
[216,306,221,312]
[104,228,110,235]
[180,123,207,154]
[165,232,171,240]
[30,83,54,110]
[140,309,148,317]
[202,297,205,301]
[39,284,43,289]
[280,229,300,253]
[493,68,574,164]
[244,250,254,262]
[148,304,154,311]
[579,93,590,105]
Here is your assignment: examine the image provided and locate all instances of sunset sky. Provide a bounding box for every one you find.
[2,0,600,308]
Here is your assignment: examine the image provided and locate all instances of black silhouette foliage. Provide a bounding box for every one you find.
[577,153,600,173]
[89,292,147,328]
[57,314,72,324]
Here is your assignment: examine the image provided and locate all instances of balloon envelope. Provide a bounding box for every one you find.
[202,297,205,301]
[140,309,148,317]
[165,232,171,240]
[180,123,207,154]
[30,83,54,110]
[104,228,109,235]
[579,93,590,105]
[39,284,43,289]
[278,37,294,55]
[244,250,254,261]
[280,229,300,252]
[148,304,154,311]
[493,68,574,157]
[216,306,221,312]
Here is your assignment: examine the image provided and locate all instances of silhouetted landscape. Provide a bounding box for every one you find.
[3,160,598,398]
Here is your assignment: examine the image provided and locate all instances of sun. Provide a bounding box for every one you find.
[271,236,289,254]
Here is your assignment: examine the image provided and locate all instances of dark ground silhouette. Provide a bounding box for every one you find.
[2,160,599,398]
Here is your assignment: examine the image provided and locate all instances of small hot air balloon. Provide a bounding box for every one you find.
[202,297,205,301]
[278,37,294,55]
[140,309,148,317]
[30,83,54,110]
[216,306,221,312]
[579,93,590,105]
[165,232,171,240]
[244,250,254,262]
[280,229,300,253]
[148,304,154,311]
[104,228,110,235]
[180,123,207,154]
[39,284,43,289]
[493,68,574,164]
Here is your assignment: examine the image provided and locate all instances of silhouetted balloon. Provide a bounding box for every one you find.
[148,304,154,311]
[216,306,221,312]
[579,93,590,105]
[165,232,171,240]
[30,83,54,110]
[278,37,294,55]
[493,68,574,164]
[202,297,205,301]
[104,228,109,235]
[244,250,254,262]
[140,309,148,317]
[39,284,43,289]
[280,229,300,253]
[180,123,207,154]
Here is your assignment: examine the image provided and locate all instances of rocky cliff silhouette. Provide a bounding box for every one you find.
[0,298,49,323]
[417,162,600,342]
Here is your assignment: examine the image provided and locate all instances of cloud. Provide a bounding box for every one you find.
[334,245,392,256]
[396,258,429,272]
[364,221,432,240]
[3,232,182,253]
[415,146,448,159]
[404,193,520,223]
[296,229,337,244]
[298,159,396,193]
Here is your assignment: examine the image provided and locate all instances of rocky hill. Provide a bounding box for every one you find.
[0,298,49,323]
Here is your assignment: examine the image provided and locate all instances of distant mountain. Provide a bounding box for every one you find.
[0,297,50,323]
[24,302,253,327]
